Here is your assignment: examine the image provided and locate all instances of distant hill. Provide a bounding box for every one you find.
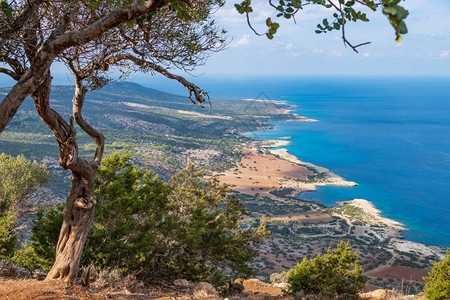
[0,81,291,189]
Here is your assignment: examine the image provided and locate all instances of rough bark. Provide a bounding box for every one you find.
[46,170,96,283]
[29,71,104,283]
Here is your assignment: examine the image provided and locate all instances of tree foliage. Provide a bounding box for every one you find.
[284,241,366,297]
[1,0,227,283]
[23,153,267,285]
[424,249,450,300]
[235,0,409,51]
[0,153,50,259]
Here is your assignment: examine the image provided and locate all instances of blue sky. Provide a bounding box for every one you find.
[1,0,449,90]
[121,0,450,94]
[196,0,450,76]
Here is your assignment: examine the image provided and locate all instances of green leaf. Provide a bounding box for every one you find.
[394,6,409,20]
[345,0,355,7]
[398,21,408,34]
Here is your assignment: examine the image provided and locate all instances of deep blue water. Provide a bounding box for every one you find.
[3,75,449,247]
[215,76,450,248]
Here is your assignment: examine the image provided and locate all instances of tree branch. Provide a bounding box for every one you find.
[0,0,169,134]
[0,67,20,80]
[0,0,43,44]
[117,53,209,106]
[326,0,371,53]
[72,76,105,169]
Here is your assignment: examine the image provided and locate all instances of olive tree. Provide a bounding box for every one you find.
[1,0,224,284]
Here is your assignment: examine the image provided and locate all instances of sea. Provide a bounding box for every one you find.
[2,75,449,248]
[175,75,450,249]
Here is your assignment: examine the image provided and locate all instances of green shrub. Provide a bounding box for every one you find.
[0,153,50,260]
[284,241,366,297]
[424,249,450,300]
[0,210,16,259]
[26,153,267,286]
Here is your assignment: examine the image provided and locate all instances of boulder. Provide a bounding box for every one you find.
[192,282,219,299]
[174,279,192,288]
[269,273,287,284]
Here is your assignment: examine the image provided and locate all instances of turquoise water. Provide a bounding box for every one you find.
[4,75,447,247]
[220,76,450,248]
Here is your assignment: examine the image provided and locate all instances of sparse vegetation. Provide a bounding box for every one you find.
[284,241,367,298]
[0,154,50,260]
[424,249,450,300]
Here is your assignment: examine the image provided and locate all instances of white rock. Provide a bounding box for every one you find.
[174,279,192,288]
[192,282,218,298]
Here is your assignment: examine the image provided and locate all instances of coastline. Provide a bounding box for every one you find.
[212,97,445,291]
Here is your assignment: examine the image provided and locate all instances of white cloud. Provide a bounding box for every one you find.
[215,2,272,24]
[329,50,343,57]
[363,52,370,57]
[312,48,324,54]
[291,50,305,57]
[440,50,450,58]
[285,43,294,50]
[231,34,250,48]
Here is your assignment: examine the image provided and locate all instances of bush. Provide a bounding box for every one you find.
[0,210,16,259]
[0,153,50,260]
[424,249,450,300]
[284,241,366,297]
[12,205,64,271]
[27,153,267,286]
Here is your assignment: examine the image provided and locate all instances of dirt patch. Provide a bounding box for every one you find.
[214,149,313,197]
[242,279,285,297]
[0,278,179,300]
[365,266,429,282]
[270,212,333,224]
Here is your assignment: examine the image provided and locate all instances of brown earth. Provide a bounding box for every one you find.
[0,277,427,300]
[365,266,429,282]
[0,277,287,300]
[270,212,334,224]
[214,149,313,197]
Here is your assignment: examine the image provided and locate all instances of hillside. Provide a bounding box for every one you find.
[0,82,444,294]
[0,82,291,188]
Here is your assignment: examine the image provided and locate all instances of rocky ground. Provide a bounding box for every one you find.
[0,277,427,300]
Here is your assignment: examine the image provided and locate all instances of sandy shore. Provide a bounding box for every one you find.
[214,147,357,198]
[259,140,291,148]
[335,199,405,230]
[286,113,318,122]
[270,148,357,190]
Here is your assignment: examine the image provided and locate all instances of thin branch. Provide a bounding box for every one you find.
[0,0,169,134]
[0,0,43,44]
[327,0,371,53]
[117,53,209,106]
[0,67,20,80]
[72,75,105,169]
[245,11,264,37]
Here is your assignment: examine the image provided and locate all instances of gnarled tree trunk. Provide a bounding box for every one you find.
[31,72,104,283]
[46,170,96,283]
